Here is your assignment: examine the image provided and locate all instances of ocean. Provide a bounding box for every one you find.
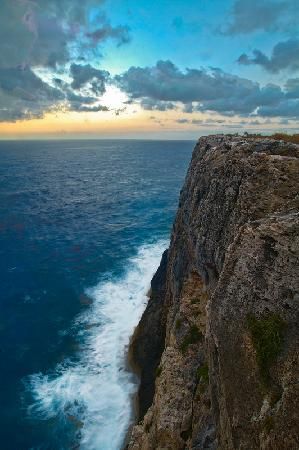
[0,139,193,450]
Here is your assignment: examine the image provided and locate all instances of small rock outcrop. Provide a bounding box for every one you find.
[128,135,299,450]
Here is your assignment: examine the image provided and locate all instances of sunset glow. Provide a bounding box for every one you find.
[0,0,298,138]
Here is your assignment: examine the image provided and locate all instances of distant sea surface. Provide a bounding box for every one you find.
[0,140,193,450]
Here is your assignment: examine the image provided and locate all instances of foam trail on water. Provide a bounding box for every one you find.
[26,240,167,450]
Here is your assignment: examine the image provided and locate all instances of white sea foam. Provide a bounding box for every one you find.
[26,240,167,450]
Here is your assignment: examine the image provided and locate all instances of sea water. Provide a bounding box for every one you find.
[0,139,193,450]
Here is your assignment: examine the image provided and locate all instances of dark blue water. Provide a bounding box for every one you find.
[0,139,193,450]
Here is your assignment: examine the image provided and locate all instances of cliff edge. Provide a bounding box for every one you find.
[128,135,299,450]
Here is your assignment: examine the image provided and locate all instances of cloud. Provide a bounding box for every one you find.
[0,66,64,121]
[64,89,107,112]
[86,24,130,47]
[183,103,194,113]
[1,0,77,68]
[70,104,109,112]
[116,60,266,109]
[224,0,298,35]
[0,1,129,121]
[176,118,189,123]
[0,64,111,121]
[176,118,228,126]
[117,60,299,117]
[238,39,299,73]
[204,119,226,124]
[140,98,176,111]
[0,67,62,101]
[195,84,283,115]
[257,99,299,117]
[0,0,130,68]
[285,78,299,98]
[70,64,110,95]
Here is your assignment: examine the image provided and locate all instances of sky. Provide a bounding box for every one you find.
[0,0,299,139]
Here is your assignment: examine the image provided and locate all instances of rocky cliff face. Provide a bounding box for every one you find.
[128,135,299,450]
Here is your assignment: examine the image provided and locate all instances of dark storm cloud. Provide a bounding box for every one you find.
[238,39,299,73]
[224,0,298,34]
[117,60,299,117]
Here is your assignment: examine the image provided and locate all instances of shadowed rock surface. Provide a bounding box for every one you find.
[128,135,299,450]
[130,249,168,420]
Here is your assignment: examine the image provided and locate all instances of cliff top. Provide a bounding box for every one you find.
[195,134,299,159]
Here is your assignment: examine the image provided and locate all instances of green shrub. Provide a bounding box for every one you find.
[269,387,282,407]
[196,364,209,384]
[175,318,182,329]
[263,415,274,433]
[155,366,162,377]
[180,427,192,441]
[180,325,203,354]
[247,313,286,385]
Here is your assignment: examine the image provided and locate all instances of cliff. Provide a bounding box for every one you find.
[128,135,299,450]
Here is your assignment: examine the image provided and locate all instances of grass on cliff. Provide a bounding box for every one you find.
[263,415,275,433]
[270,133,299,144]
[243,132,299,144]
[155,366,162,377]
[247,313,286,385]
[175,317,182,329]
[180,324,203,354]
[196,364,209,384]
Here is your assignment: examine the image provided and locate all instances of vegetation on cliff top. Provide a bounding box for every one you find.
[269,133,299,144]
[243,132,299,144]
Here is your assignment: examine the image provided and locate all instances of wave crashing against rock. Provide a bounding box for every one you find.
[128,135,299,450]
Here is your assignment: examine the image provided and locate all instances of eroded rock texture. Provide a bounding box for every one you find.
[128,135,299,450]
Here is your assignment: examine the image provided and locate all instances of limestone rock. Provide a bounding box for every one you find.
[128,135,299,450]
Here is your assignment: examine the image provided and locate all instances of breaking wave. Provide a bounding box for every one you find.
[26,240,167,450]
